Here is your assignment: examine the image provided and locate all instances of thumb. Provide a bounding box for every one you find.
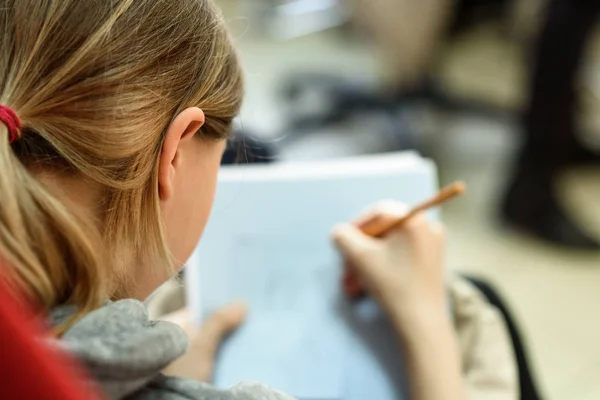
[202,301,247,338]
[164,302,247,382]
[198,301,247,356]
[332,223,378,269]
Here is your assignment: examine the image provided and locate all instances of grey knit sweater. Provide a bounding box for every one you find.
[50,300,295,400]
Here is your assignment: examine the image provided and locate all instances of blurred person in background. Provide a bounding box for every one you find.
[350,0,453,94]
[502,0,600,249]
[354,0,600,249]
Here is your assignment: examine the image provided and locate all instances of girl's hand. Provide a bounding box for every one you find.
[332,201,446,330]
[334,203,466,400]
[161,302,247,382]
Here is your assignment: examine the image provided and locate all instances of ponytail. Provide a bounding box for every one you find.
[0,119,107,333]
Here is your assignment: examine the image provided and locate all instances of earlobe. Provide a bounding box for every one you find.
[158,107,206,201]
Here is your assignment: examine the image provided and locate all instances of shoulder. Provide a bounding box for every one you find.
[54,299,189,399]
[59,299,189,370]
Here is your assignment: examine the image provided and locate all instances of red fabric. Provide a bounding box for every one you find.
[0,105,21,143]
[0,278,103,400]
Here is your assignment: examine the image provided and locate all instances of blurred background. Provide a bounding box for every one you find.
[216,1,600,399]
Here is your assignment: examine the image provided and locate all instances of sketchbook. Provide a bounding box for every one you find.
[185,152,439,400]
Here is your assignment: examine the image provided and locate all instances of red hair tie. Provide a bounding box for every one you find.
[0,105,22,144]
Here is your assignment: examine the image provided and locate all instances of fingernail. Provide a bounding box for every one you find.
[331,223,350,239]
[229,300,249,317]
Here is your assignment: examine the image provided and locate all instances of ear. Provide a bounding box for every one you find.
[159,107,206,200]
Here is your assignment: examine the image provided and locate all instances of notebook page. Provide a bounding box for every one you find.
[186,152,437,399]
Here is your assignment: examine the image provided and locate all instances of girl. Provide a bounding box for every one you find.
[0,1,465,399]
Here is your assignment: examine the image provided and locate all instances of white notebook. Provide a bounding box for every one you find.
[186,152,439,400]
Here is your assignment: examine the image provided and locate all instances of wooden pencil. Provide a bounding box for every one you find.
[344,181,466,298]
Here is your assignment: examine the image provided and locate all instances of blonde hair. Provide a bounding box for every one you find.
[0,0,243,328]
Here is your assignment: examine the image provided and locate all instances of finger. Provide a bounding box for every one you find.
[197,301,248,357]
[401,214,446,243]
[204,301,247,336]
[397,212,431,239]
[356,203,411,238]
[332,224,379,270]
[385,213,429,248]
[429,220,445,238]
[354,200,410,227]
[353,200,399,225]
[343,270,366,298]
[387,215,445,258]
